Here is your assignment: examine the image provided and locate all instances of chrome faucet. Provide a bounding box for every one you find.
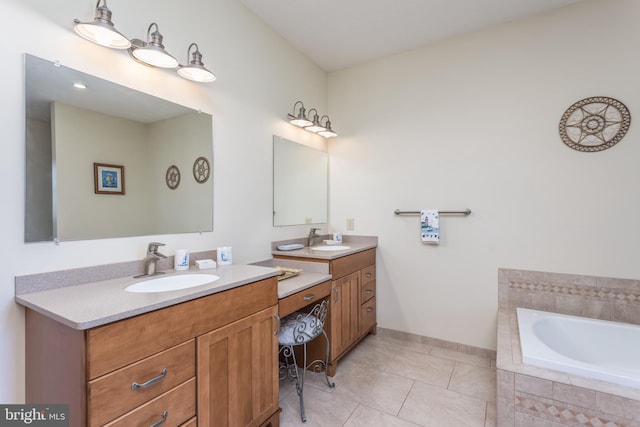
[306,228,321,247]
[135,242,167,278]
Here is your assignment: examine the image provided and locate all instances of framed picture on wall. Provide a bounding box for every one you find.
[94,163,125,195]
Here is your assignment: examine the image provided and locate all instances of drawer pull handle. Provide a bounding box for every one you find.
[150,410,168,427]
[366,273,373,278]
[303,294,316,301]
[333,288,339,303]
[366,307,374,313]
[131,369,167,390]
[365,289,374,294]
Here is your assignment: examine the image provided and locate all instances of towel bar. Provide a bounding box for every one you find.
[394,209,471,216]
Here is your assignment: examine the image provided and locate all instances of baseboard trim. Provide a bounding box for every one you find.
[376,327,496,360]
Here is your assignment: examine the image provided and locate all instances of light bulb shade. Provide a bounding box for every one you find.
[318,116,337,138]
[130,23,179,68]
[73,0,130,49]
[288,101,312,127]
[317,128,337,138]
[305,109,326,133]
[178,65,216,82]
[177,43,216,82]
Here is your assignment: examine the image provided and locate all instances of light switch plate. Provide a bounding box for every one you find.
[346,218,355,230]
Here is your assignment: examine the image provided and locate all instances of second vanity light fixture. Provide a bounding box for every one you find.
[73,0,216,83]
[287,101,338,138]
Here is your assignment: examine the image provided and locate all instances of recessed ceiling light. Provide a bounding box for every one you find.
[73,82,87,89]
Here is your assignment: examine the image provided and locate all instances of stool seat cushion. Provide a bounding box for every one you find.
[278,311,324,346]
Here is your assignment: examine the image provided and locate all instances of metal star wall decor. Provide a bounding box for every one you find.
[166,165,181,189]
[559,96,630,152]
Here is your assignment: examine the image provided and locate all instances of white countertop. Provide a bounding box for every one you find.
[15,264,280,330]
[271,239,377,260]
[16,237,377,331]
[251,258,332,299]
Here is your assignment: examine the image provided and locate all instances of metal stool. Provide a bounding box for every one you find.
[277,299,335,423]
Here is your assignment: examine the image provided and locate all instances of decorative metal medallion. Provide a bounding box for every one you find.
[193,156,211,183]
[559,96,630,152]
[165,165,180,190]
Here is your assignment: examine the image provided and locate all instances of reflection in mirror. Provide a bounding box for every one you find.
[273,136,328,226]
[25,54,214,242]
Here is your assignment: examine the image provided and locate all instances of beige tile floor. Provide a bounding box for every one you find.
[279,333,496,427]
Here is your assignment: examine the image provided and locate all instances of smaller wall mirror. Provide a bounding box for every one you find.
[273,136,328,226]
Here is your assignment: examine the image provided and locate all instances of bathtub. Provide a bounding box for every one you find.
[517,308,640,389]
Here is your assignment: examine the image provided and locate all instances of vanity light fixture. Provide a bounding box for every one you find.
[177,43,216,82]
[72,6,215,82]
[304,108,327,133]
[317,116,337,138]
[287,101,338,138]
[73,0,131,49]
[129,23,179,68]
[288,101,313,127]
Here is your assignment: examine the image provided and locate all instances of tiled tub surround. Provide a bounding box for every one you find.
[497,268,640,427]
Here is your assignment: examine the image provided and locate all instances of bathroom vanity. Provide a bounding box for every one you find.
[272,236,377,376]
[16,264,282,427]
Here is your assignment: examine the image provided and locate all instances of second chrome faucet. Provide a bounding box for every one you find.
[306,228,321,247]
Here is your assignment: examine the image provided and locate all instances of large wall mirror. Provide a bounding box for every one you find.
[25,54,214,242]
[273,136,328,226]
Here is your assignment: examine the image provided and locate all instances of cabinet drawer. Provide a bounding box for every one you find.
[361,265,375,285]
[330,249,375,279]
[360,298,376,335]
[87,277,277,379]
[104,378,196,427]
[360,280,375,304]
[279,280,331,317]
[88,340,195,426]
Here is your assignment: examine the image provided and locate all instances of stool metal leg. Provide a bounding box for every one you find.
[298,342,307,423]
[321,329,335,389]
[281,343,307,423]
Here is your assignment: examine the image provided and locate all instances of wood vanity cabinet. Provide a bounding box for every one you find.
[274,248,376,376]
[25,277,280,427]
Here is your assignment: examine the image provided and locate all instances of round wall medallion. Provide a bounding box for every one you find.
[166,165,180,189]
[559,96,630,152]
[193,157,211,183]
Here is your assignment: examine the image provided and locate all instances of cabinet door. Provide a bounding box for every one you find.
[330,271,360,359]
[197,306,279,427]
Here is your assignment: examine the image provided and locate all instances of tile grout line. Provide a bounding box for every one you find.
[446,361,457,389]
[397,380,420,425]
[341,402,362,427]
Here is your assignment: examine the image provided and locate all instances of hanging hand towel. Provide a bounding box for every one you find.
[421,210,440,244]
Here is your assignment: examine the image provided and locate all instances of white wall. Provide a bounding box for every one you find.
[328,0,640,350]
[0,0,327,403]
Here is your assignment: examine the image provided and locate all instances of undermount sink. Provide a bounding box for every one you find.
[125,273,220,293]
[310,245,351,251]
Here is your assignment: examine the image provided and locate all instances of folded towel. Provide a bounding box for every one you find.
[421,210,440,244]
